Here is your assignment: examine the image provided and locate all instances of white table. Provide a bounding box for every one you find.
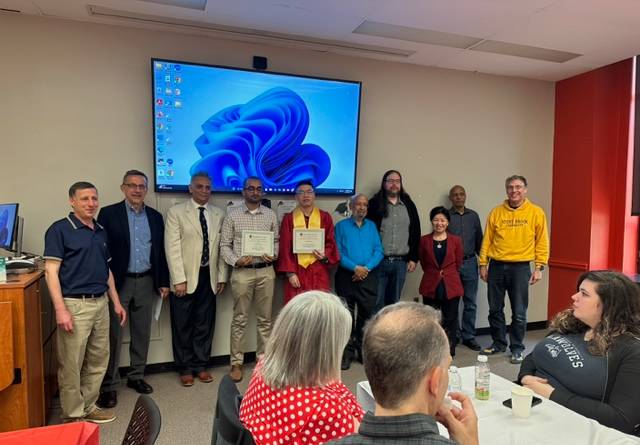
[357,366,640,445]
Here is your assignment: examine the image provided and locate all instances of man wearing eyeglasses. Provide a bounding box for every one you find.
[96,170,170,409]
[479,175,549,364]
[220,177,278,382]
[368,170,421,311]
[277,180,340,303]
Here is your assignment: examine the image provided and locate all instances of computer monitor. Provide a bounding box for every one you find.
[0,203,19,251]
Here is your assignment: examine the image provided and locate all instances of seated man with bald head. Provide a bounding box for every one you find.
[331,302,479,445]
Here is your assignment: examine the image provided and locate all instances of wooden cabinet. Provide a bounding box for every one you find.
[0,271,46,432]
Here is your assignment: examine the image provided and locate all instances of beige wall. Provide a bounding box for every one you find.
[0,14,555,362]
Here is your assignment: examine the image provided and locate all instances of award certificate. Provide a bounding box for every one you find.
[241,231,275,256]
[293,228,325,254]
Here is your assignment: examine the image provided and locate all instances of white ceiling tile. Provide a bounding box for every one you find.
[24,0,640,81]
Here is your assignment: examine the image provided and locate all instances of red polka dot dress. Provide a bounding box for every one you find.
[239,363,364,445]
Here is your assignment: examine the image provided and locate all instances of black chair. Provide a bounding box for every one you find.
[211,375,255,445]
[121,394,162,445]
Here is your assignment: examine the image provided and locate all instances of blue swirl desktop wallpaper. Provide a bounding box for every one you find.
[152,60,361,194]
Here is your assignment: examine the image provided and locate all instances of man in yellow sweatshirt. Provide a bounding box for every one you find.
[478,175,549,364]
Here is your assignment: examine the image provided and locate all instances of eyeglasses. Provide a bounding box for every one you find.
[296,190,315,196]
[123,183,147,190]
[244,186,263,193]
[385,179,401,184]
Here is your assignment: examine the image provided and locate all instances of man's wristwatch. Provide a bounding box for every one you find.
[536,265,545,271]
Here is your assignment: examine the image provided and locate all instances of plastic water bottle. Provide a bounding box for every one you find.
[475,354,490,400]
[448,366,462,392]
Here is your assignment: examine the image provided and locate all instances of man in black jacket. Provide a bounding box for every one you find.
[368,170,421,311]
[97,170,170,408]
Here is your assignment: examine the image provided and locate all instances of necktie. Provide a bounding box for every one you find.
[199,207,209,267]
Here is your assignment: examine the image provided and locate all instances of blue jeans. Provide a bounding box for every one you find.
[459,257,479,341]
[487,261,531,353]
[376,258,408,311]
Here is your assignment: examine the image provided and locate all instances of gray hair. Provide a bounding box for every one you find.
[362,302,448,409]
[190,171,212,184]
[349,193,368,207]
[505,175,527,188]
[261,291,351,389]
[122,169,148,185]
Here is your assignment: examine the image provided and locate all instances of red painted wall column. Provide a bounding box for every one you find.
[548,58,638,318]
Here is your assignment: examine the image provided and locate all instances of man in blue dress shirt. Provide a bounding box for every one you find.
[97,170,170,408]
[335,194,384,370]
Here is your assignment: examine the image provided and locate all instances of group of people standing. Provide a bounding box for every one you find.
[418,174,549,365]
[42,167,549,424]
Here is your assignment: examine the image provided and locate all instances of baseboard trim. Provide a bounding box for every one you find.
[120,352,258,377]
[475,320,548,336]
[121,321,549,376]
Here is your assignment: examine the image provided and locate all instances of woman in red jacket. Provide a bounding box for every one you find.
[419,206,464,356]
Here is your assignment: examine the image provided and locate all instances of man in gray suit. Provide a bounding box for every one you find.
[165,172,228,386]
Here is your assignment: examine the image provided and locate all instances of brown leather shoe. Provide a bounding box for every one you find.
[229,365,243,382]
[180,374,194,387]
[198,371,213,383]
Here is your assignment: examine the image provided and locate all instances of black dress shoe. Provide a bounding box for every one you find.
[97,390,117,408]
[127,379,154,394]
[462,338,482,351]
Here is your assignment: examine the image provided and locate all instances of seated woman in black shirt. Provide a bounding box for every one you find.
[518,270,640,436]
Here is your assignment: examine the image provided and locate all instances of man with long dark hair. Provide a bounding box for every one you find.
[368,170,421,310]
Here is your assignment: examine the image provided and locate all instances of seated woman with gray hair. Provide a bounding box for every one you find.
[239,291,364,445]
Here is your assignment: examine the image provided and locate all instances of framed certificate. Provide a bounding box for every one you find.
[241,230,275,256]
[293,228,325,254]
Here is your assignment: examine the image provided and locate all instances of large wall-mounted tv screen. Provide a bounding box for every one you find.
[152,58,362,195]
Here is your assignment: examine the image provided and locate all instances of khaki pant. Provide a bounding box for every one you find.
[57,296,109,419]
[229,266,275,365]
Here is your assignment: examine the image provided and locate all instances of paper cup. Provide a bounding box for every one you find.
[511,386,534,418]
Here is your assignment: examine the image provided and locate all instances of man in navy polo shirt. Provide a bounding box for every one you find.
[334,193,384,370]
[44,181,127,423]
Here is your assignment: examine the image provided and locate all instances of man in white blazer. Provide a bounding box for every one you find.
[165,172,228,386]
